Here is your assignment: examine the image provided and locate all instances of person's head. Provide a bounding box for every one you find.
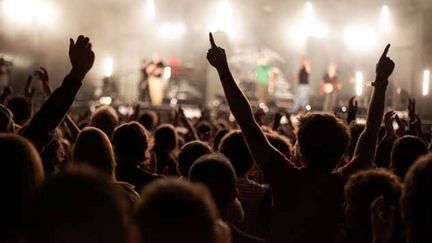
[189,153,237,219]
[112,121,151,167]
[7,96,32,126]
[344,169,402,243]
[177,141,212,177]
[213,128,229,151]
[153,124,178,153]
[267,132,292,159]
[89,105,119,138]
[73,127,116,179]
[0,104,14,132]
[296,112,350,172]
[391,135,428,179]
[195,121,213,139]
[138,110,158,131]
[0,134,44,239]
[218,130,254,176]
[29,166,127,243]
[134,179,219,243]
[401,153,432,243]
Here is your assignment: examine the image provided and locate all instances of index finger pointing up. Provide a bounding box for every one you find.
[209,32,217,49]
[380,44,391,60]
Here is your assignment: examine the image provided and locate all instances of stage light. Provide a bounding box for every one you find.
[343,25,377,52]
[2,0,56,27]
[99,96,112,105]
[289,1,328,45]
[145,0,156,21]
[380,5,391,33]
[158,23,186,39]
[103,57,114,78]
[170,98,178,106]
[422,70,430,96]
[163,67,172,79]
[341,106,347,113]
[355,71,364,96]
[207,0,240,39]
[305,104,311,111]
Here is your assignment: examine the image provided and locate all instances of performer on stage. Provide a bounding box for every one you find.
[255,56,271,103]
[0,57,12,90]
[139,53,165,105]
[321,61,340,112]
[292,59,311,112]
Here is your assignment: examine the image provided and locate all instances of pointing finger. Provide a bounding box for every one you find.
[209,32,217,49]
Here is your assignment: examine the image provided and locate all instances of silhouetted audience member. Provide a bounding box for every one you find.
[213,128,229,150]
[7,96,32,126]
[344,169,402,243]
[112,121,161,191]
[177,140,212,178]
[138,110,158,131]
[401,152,432,243]
[29,167,128,243]
[219,130,269,237]
[153,124,178,175]
[89,105,119,138]
[390,135,428,179]
[73,127,139,207]
[0,134,44,243]
[190,153,266,243]
[134,178,220,243]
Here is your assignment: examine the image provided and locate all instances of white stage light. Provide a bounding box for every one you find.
[422,70,430,96]
[145,0,156,21]
[158,23,186,39]
[344,26,377,52]
[305,104,312,111]
[289,1,328,45]
[2,0,56,27]
[103,57,114,77]
[380,5,391,33]
[355,71,364,96]
[163,67,172,79]
[207,0,240,39]
[99,96,112,105]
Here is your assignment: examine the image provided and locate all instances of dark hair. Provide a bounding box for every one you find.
[296,113,350,172]
[138,110,158,131]
[7,96,32,126]
[189,153,237,217]
[178,141,212,176]
[0,134,44,239]
[195,121,213,138]
[213,128,229,151]
[73,127,116,178]
[219,130,254,176]
[29,167,127,243]
[154,124,178,152]
[112,121,151,167]
[135,179,218,243]
[402,153,432,243]
[391,135,428,180]
[89,105,119,138]
[267,132,292,158]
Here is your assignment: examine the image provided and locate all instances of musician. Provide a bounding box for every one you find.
[321,61,339,112]
[292,59,311,112]
[139,53,165,105]
[255,56,271,103]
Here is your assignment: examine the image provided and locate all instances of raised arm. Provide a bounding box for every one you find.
[21,36,94,151]
[207,33,279,170]
[342,44,395,175]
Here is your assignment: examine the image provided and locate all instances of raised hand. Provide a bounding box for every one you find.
[0,85,13,104]
[207,33,228,70]
[347,96,358,123]
[34,67,52,96]
[371,196,396,243]
[408,98,416,121]
[383,110,396,139]
[69,35,95,77]
[24,75,35,101]
[375,44,395,85]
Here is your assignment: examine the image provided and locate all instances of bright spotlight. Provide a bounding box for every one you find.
[145,0,156,20]
[103,58,114,78]
[158,23,186,39]
[422,70,430,96]
[289,1,328,45]
[344,26,377,52]
[163,67,172,80]
[208,0,240,39]
[2,0,57,27]
[355,71,364,96]
[305,104,312,111]
[99,96,112,105]
[380,5,391,33]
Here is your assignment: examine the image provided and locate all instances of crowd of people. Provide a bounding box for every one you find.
[2,33,432,243]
